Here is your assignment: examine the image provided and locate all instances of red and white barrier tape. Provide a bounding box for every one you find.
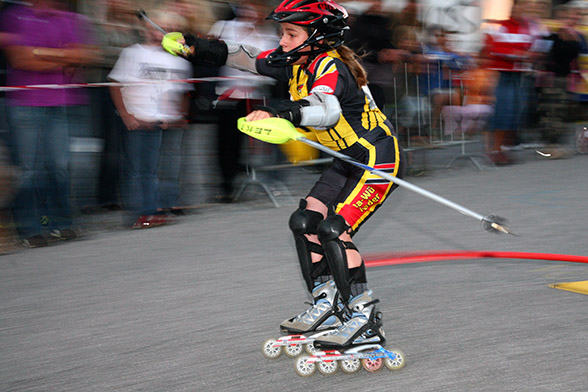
[0,76,244,92]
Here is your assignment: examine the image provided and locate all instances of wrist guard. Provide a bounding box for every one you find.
[184,34,228,66]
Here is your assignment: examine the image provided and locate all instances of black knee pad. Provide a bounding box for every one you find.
[317,214,354,302]
[317,213,348,242]
[289,199,324,236]
[289,199,327,292]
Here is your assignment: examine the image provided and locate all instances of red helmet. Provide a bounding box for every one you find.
[266,0,349,66]
[268,0,348,30]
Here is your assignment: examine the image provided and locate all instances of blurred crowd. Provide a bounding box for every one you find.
[1,0,588,252]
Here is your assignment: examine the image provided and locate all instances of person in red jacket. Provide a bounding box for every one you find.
[481,1,536,164]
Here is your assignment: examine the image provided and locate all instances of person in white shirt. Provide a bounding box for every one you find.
[108,11,193,228]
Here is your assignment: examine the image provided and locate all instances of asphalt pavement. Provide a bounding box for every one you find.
[1,148,587,392]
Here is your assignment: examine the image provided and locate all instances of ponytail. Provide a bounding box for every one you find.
[336,45,368,88]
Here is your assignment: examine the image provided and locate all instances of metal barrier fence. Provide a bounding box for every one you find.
[382,60,493,169]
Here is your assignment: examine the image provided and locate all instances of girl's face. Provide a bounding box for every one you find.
[279,23,310,64]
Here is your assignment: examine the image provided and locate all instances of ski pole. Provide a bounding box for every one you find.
[137,10,191,57]
[237,117,515,235]
[136,9,167,35]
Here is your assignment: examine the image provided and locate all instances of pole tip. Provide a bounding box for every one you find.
[482,214,517,236]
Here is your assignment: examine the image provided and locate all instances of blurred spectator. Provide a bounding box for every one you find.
[87,0,142,211]
[0,140,17,254]
[164,1,221,126]
[565,1,588,118]
[397,0,421,31]
[0,8,17,253]
[170,0,217,36]
[156,11,192,215]
[1,1,13,154]
[94,0,142,67]
[65,9,101,211]
[481,1,536,165]
[386,13,428,147]
[108,10,193,229]
[520,0,552,138]
[441,57,497,150]
[345,0,405,108]
[536,2,588,159]
[207,2,278,202]
[422,26,472,133]
[2,0,98,248]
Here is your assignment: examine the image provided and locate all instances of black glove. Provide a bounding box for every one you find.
[256,100,310,126]
[184,34,228,66]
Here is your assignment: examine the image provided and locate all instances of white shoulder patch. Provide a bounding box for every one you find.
[310,85,334,94]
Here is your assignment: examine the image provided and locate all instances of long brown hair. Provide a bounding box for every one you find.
[335,44,368,88]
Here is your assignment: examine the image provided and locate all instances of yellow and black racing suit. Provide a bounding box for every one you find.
[256,49,405,232]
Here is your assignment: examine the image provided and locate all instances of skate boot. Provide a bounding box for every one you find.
[312,290,385,351]
[280,280,344,334]
[262,280,344,359]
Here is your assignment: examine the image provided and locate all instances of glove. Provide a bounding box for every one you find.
[184,34,228,66]
[163,32,228,65]
[162,32,191,56]
[256,100,310,126]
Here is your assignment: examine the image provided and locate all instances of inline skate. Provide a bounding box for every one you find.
[262,280,345,359]
[293,290,406,376]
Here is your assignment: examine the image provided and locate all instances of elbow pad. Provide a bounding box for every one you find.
[258,93,341,128]
[299,93,341,128]
[184,34,228,66]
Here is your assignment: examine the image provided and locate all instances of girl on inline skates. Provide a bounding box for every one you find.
[163,0,405,351]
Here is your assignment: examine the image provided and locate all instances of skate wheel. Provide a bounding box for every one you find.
[262,338,281,359]
[283,342,303,358]
[385,349,406,371]
[340,359,361,374]
[318,359,338,375]
[361,357,383,373]
[294,355,316,377]
[305,341,319,355]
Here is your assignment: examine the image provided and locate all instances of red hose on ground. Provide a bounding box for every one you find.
[364,250,588,268]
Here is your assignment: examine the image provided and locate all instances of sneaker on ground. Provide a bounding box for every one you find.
[22,235,48,248]
[50,229,77,240]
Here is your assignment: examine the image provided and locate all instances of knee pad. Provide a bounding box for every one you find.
[289,199,327,292]
[289,199,324,236]
[317,214,356,302]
